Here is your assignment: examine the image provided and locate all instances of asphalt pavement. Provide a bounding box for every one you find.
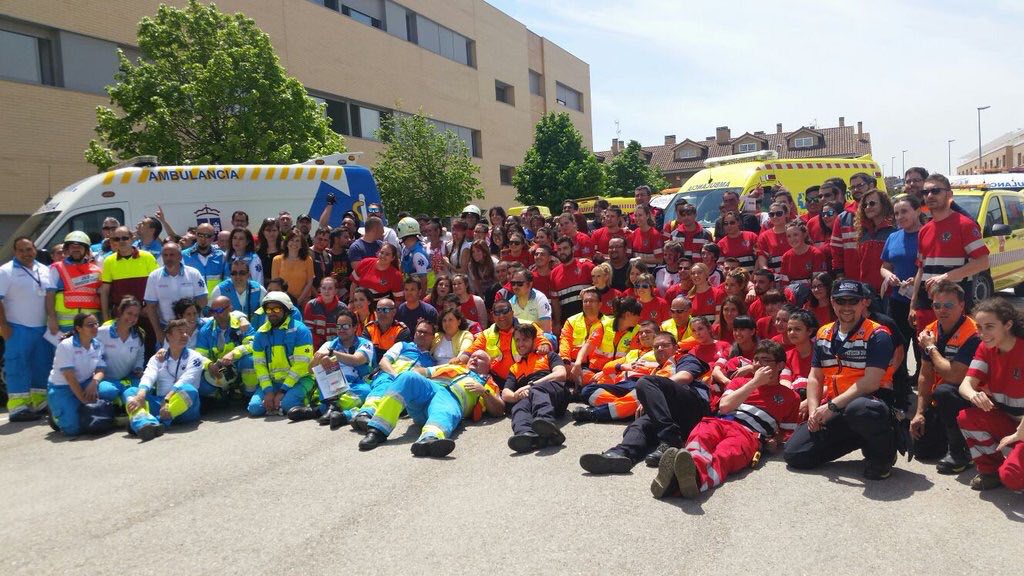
[0,394,1021,576]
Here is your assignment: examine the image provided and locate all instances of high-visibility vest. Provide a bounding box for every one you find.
[561,312,600,359]
[304,298,345,349]
[365,321,408,355]
[661,317,693,342]
[508,352,552,382]
[588,316,638,370]
[815,318,892,398]
[484,324,518,361]
[924,316,979,394]
[53,260,102,328]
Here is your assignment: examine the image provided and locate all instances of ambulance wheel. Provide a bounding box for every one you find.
[1015,283,1024,296]
[971,274,994,304]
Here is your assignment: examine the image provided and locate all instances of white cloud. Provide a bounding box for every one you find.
[488,0,1024,176]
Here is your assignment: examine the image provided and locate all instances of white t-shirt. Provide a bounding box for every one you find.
[0,260,54,327]
[655,268,680,298]
[508,288,552,323]
[143,265,208,326]
[48,336,106,387]
[94,321,145,380]
[139,348,207,396]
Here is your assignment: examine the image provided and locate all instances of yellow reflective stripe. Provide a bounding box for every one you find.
[137,169,150,183]
[102,172,115,184]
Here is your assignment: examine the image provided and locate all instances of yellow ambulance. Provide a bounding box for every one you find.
[651,150,885,229]
[948,183,1024,298]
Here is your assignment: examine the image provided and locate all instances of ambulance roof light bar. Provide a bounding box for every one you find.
[304,152,364,166]
[704,149,779,168]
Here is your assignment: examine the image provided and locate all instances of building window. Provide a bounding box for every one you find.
[529,69,544,96]
[409,14,473,67]
[342,5,383,29]
[793,136,815,148]
[0,28,55,85]
[676,147,700,160]
[495,80,514,105]
[500,165,515,186]
[429,119,480,158]
[555,82,582,112]
[737,142,759,153]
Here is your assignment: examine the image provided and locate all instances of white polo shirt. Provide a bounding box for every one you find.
[139,347,206,396]
[95,321,145,380]
[48,335,106,387]
[0,259,55,327]
[508,288,552,324]
[143,265,208,326]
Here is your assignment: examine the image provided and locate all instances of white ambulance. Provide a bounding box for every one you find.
[0,152,383,263]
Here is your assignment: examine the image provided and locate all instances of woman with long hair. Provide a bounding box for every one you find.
[716,210,759,271]
[627,204,664,266]
[685,316,731,367]
[348,287,375,338]
[255,217,282,281]
[623,260,650,297]
[432,307,474,365]
[94,296,146,400]
[590,262,622,316]
[882,194,925,379]
[488,206,507,231]
[756,201,791,275]
[688,263,725,323]
[853,188,896,295]
[272,231,315,307]
[444,218,472,274]
[804,271,835,328]
[489,225,508,257]
[531,226,555,251]
[955,297,1024,491]
[426,275,452,306]
[710,315,758,392]
[224,226,263,285]
[780,220,827,284]
[782,309,818,400]
[501,232,533,268]
[633,272,669,324]
[451,273,487,327]
[467,239,498,298]
[713,295,747,344]
[351,242,404,301]
[723,269,750,301]
[46,312,107,436]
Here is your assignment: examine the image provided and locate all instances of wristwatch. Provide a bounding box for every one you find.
[827,400,844,414]
[925,345,938,356]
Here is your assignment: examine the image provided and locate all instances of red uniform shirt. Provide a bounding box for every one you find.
[717,232,758,271]
[597,286,622,316]
[690,340,731,366]
[627,227,664,262]
[690,285,725,318]
[915,211,988,308]
[756,316,779,339]
[965,338,1024,418]
[591,227,628,255]
[756,228,788,273]
[712,321,734,344]
[530,268,555,299]
[551,258,595,320]
[785,346,813,390]
[500,250,533,268]
[639,296,669,324]
[723,379,801,439]
[571,231,596,260]
[780,246,828,282]
[663,221,712,261]
[354,258,404,299]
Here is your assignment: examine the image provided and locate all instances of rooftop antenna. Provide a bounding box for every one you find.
[615,119,621,139]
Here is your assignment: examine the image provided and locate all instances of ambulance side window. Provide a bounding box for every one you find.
[1002,194,1024,230]
[52,208,125,245]
[983,196,1004,237]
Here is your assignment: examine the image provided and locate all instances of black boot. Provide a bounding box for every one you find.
[411,436,456,458]
[937,423,973,475]
[329,410,350,431]
[645,441,679,468]
[350,412,371,432]
[531,418,566,446]
[358,429,387,451]
[571,406,597,423]
[508,432,540,453]
[580,449,634,474]
[286,405,318,422]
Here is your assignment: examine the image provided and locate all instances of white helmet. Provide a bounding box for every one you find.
[461,204,482,216]
[261,291,293,311]
[396,217,421,239]
[63,231,91,247]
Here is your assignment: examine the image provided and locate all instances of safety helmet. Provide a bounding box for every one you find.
[261,291,294,311]
[396,217,421,239]
[63,231,92,247]
[461,204,482,217]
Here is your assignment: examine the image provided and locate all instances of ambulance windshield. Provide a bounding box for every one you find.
[676,187,742,228]
[0,211,60,264]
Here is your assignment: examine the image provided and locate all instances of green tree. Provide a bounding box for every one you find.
[513,112,604,212]
[372,111,483,223]
[603,139,669,196]
[86,0,342,171]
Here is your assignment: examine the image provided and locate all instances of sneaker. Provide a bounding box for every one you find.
[935,453,973,475]
[531,419,566,446]
[351,413,371,433]
[328,410,349,431]
[571,406,597,423]
[508,432,540,453]
[358,429,387,451]
[970,473,1002,491]
[645,441,678,468]
[136,423,163,442]
[672,450,701,499]
[650,447,680,499]
[579,449,634,474]
[863,460,893,481]
[411,436,456,458]
[286,406,318,422]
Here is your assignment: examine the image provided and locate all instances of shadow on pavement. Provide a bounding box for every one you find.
[979,489,1024,522]
[0,419,48,436]
[788,460,934,501]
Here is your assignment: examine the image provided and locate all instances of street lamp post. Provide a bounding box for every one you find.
[947,139,956,174]
[901,150,907,175]
[891,155,896,178]
[977,106,990,174]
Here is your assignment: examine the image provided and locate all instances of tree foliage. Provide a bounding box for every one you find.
[513,112,604,212]
[603,140,670,196]
[86,0,343,171]
[372,111,483,223]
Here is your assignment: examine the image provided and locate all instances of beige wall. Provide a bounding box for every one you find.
[956,144,1023,175]
[0,0,591,216]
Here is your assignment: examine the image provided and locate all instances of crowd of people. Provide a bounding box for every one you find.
[1,167,1022,500]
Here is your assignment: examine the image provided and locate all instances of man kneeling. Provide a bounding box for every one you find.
[652,340,800,498]
[503,324,570,453]
[358,350,505,457]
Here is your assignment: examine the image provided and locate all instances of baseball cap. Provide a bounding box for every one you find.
[832,280,869,299]
[297,214,312,223]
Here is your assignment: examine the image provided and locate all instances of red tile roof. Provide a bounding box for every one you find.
[596,125,872,175]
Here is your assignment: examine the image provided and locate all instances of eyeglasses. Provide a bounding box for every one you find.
[833,297,860,306]
[723,220,738,226]
[376,307,395,313]
[112,235,131,241]
[923,188,948,196]
[210,306,227,314]
[196,232,214,238]
[811,284,825,290]
[337,323,353,330]
[931,301,957,310]
[510,280,526,287]
[769,211,786,218]
[865,200,879,208]
[230,270,248,277]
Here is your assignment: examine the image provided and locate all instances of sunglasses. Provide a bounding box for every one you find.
[102,226,117,231]
[493,308,512,315]
[509,240,523,245]
[770,211,786,218]
[265,305,285,313]
[337,323,353,330]
[822,210,836,217]
[931,301,957,310]
[833,297,860,305]
[376,307,395,313]
[865,200,879,208]
[196,232,214,238]
[112,235,131,241]
[210,306,228,314]
[635,283,652,289]
[806,196,820,203]
[510,280,526,287]
[923,188,948,196]
[230,270,248,276]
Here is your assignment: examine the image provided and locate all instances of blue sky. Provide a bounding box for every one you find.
[487,0,1023,176]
